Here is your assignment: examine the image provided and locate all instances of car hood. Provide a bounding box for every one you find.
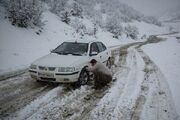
[32,53,87,67]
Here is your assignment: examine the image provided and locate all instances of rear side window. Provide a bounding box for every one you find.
[97,42,107,52]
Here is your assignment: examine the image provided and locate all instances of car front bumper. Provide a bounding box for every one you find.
[29,70,80,83]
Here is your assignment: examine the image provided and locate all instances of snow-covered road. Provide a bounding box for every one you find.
[0,36,179,120]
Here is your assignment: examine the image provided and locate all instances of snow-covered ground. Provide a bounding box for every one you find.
[1,3,180,120]
[142,34,180,116]
[1,37,179,120]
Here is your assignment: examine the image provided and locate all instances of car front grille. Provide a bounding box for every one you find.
[48,67,56,71]
[39,66,47,70]
[38,66,56,71]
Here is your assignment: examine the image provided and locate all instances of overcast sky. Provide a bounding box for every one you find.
[119,0,180,17]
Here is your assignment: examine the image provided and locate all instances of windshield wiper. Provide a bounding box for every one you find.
[53,51,82,56]
[71,53,82,56]
[63,52,82,56]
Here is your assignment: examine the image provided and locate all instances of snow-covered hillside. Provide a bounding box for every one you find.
[159,12,180,22]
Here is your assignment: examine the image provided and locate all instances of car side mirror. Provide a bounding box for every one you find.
[90,51,98,56]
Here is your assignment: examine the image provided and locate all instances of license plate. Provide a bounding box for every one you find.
[38,72,54,78]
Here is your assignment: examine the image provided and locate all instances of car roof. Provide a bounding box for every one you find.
[64,39,100,44]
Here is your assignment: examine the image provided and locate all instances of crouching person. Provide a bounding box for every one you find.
[86,59,112,89]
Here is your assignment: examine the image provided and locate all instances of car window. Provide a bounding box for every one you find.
[90,42,99,54]
[101,43,107,51]
[97,42,107,52]
[52,42,88,56]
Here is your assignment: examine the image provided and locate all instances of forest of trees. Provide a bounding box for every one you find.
[0,0,161,39]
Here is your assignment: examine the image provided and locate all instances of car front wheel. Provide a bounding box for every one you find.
[77,68,89,85]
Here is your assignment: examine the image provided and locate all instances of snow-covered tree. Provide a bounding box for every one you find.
[50,0,67,15]
[7,0,43,28]
[124,25,139,40]
[70,2,83,17]
[105,14,123,39]
[143,16,162,26]
[60,10,71,24]
[91,9,103,27]
[70,18,87,37]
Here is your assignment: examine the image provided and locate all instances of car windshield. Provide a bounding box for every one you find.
[52,42,88,56]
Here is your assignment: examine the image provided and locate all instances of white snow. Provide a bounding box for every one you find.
[15,86,63,120]
[0,8,75,74]
[142,36,180,116]
[1,3,180,120]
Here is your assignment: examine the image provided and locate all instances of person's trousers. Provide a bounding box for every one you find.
[94,72,112,89]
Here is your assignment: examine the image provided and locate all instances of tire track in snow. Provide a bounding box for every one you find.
[3,86,64,120]
[23,46,131,120]
[85,36,178,120]
[0,72,48,103]
[85,45,142,120]
[134,47,178,120]
[0,35,178,120]
[117,36,177,120]
[25,86,93,120]
[109,48,145,120]
[0,85,54,119]
[0,73,58,119]
[58,45,132,120]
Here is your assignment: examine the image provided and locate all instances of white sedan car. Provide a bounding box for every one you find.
[29,40,111,85]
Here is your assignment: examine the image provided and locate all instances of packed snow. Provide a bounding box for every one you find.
[142,34,180,116]
[0,2,180,120]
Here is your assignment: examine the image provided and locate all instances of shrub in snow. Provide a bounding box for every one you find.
[92,10,103,27]
[60,10,71,24]
[7,0,43,28]
[70,2,83,17]
[50,0,83,24]
[124,25,139,40]
[70,18,87,37]
[105,15,123,39]
[50,0,67,15]
[143,16,162,26]
[50,0,71,24]
[76,0,94,17]
[84,23,98,37]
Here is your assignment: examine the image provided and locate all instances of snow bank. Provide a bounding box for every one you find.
[142,36,180,116]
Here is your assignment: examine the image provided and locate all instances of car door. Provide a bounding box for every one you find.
[96,42,109,64]
[89,42,101,62]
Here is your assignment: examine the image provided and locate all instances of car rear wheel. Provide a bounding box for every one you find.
[106,57,111,69]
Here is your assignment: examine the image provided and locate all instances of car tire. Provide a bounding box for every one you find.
[106,57,111,69]
[77,67,90,86]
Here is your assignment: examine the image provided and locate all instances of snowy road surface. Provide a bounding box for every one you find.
[0,36,179,120]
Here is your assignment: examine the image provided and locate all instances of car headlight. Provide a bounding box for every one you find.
[30,64,37,69]
[58,67,75,72]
